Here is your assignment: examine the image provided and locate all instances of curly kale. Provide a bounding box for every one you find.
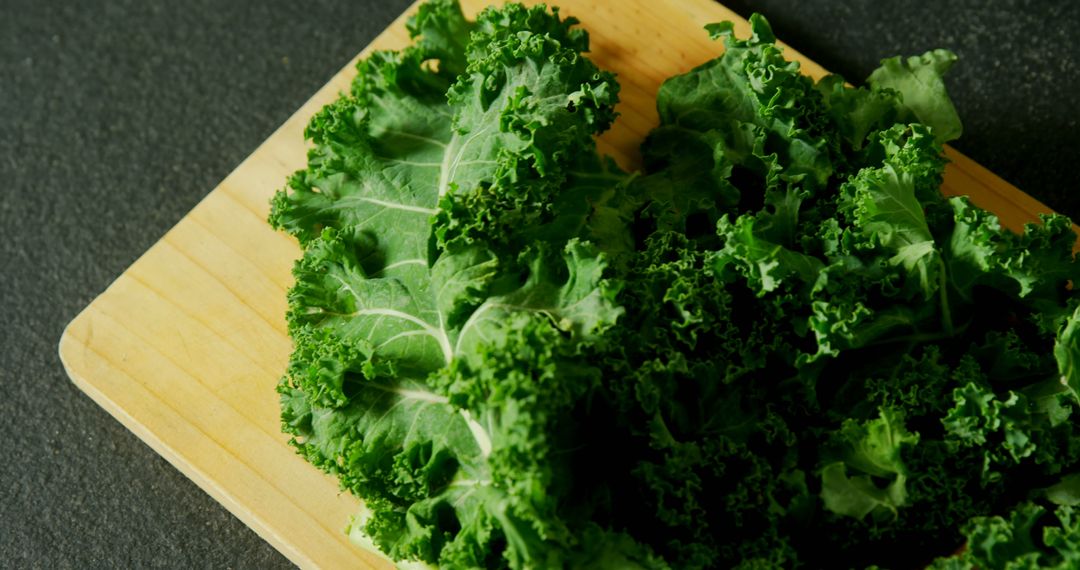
[270,3,1080,568]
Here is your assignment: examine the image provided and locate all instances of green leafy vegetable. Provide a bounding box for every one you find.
[868,49,963,144]
[273,3,638,567]
[270,2,1080,568]
[820,408,920,521]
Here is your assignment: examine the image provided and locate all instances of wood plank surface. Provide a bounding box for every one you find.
[58,0,1063,567]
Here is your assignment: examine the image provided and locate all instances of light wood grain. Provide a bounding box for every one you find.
[58,0,1066,568]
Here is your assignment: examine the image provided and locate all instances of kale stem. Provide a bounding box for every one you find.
[938,258,954,336]
[870,330,955,347]
[866,321,969,348]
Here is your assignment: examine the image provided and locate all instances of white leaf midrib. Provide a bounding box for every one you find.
[367,382,493,459]
[350,308,454,365]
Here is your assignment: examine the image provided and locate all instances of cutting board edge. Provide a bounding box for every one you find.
[50,3,430,561]
[51,0,423,356]
[51,3,430,566]
[57,307,322,570]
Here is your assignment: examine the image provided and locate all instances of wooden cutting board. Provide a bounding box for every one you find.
[57,0,1065,567]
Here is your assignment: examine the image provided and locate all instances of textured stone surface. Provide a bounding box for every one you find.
[2,0,1076,567]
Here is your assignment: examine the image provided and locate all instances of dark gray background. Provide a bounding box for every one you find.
[2,0,1076,567]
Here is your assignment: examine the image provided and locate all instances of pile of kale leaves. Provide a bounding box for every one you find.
[269,2,1080,568]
